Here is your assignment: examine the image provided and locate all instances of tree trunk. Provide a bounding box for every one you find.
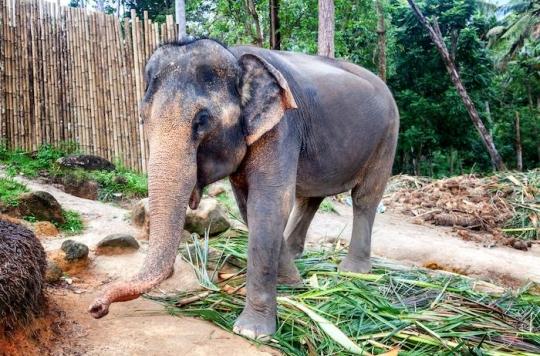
[407,0,506,171]
[116,0,121,17]
[318,0,335,58]
[245,0,264,47]
[176,0,187,40]
[269,0,281,50]
[375,0,386,82]
[515,111,523,171]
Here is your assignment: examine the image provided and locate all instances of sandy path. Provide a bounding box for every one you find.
[308,202,540,285]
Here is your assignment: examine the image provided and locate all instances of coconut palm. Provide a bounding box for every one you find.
[487,0,540,65]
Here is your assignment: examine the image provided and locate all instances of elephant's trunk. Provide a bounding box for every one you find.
[89,140,196,319]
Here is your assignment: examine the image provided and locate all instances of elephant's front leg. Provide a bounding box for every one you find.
[233,186,294,340]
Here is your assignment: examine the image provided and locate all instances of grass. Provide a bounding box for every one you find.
[0,177,29,207]
[152,233,540,355]
[58,210,84,235]
[0,142,78,178]
[319,198,338,214]
[0,173,84,234]
[0,143,148,201]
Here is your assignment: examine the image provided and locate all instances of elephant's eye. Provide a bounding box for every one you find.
[193,110,211,138]
[194,110,210,127]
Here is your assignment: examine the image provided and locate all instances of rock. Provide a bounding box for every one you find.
[113,175,128,185]
[45,260,63,283]
[184,198,230,236]
[207,183,226,197]
[61,240,89,261]
[131,198,149,228]
[512,240,528,251]
[132,198,150,240]
[61,176,99,200]
[56,154,115,171]
[182,229,194,242]
[96,234,139,255]
[16,191,65,225]
[34,221,59,238]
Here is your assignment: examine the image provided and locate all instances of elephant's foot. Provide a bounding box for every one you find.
[338,257,372,273]
[277,266,303,287]
[287,242,304,259]
[233,304,276,341]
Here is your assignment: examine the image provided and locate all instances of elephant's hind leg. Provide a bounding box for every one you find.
[277,196,322,286]
[338,177,387,273]
[284,196,324,257]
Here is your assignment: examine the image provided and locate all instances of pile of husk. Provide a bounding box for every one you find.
[152,233,540,355]
[0,219,47,333]
[383,170,539,249]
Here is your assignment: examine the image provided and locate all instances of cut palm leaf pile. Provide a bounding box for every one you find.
[151,234,540,355]
[384,170,539,249]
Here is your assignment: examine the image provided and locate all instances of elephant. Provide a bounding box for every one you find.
[89,38,399,340]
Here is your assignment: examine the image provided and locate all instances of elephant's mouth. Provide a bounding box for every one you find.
[189,185,203,210]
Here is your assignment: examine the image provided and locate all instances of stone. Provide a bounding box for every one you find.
[16,191,65,225]
[96,234,139,255]
[113,175,128,185]
[56,154,115,171]
[132,198,150,240]
[34,221,59,238]
[207,183,226,197]
[512,240,529,251]
[61,176,99,200]
[131,198,149,228]
[61,240,89,261]
[181,229,194,243]
[45,260,63,283]
[184,198,230,236]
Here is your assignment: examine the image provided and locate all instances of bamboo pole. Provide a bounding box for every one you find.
[103,14,116,162]
[33,0,43,146]
[131,10,146,172]
[0,0,5,141]
[18,0,28,150]
[9,0,17,147]
[124,17,139,170]
[43,1,52,143]
[13,0,21,148]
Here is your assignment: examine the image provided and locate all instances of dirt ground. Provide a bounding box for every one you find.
[5,175,540,355]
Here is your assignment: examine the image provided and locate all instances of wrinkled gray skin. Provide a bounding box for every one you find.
[89,39,399,340]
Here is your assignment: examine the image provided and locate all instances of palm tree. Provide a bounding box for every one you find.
[487,0,540,65]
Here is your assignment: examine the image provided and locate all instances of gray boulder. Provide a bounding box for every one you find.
[184,198,230,236]
[57,154,115,171]
[61,240,89,261]
[13,191,65,224]
[131,198,149,228]
[96,233,140,254]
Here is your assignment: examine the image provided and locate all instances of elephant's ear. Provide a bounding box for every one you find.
[238,53,297,145]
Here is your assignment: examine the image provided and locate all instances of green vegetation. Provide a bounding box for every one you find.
[0,174,84,234]
[154,233,540,355]
[58,210,84,235]
[0,143,148,201]
[116,0,539,177]
[0,178,29,207]
[0,142,78,178]
[318,198,338,214]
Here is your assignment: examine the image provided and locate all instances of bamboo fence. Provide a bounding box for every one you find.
[0,0,178,172]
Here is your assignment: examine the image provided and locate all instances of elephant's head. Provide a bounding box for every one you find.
[89,39,296,318]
